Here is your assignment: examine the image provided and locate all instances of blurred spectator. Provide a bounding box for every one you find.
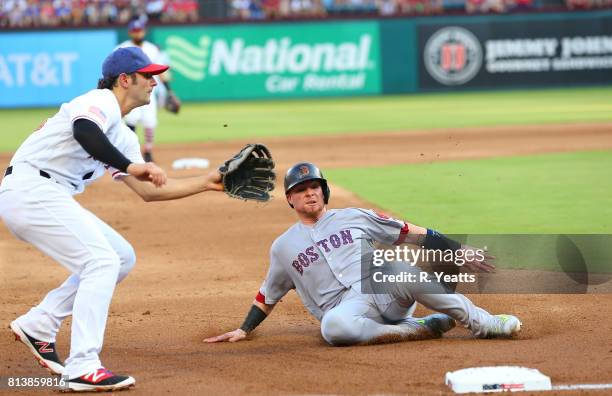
[249,0,265,19]
[168,0,199,22]
[325,0,377,16]
[466,0,505,13]
[398,0,443,14]
[146,0,165,20]
[6,1,28,27]
[55,1,72,24]
[377,0,397,14]
[39,1,56,26]
[71,0,86,25]
[115,0,132,23]
[229,0,251,18]
[229,0,327,18]
[22,0,40,27]
[566,0,591,8]
[290,0,312,15]
[261,0,283,18]
[84,2,100,24]
[505,0,533,10]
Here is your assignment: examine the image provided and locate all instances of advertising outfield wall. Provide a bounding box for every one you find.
[416,12,612,91]
[153,10,612,99]
[0,30,117,107]
[1,11,610,107]
[152,22,381,100]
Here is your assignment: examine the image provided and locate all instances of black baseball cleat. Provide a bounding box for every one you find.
[9,320,65,375]
[66,368,135,392]
[143,152,154,163]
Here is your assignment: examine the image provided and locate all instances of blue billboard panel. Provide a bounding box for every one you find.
[0,30,117,107]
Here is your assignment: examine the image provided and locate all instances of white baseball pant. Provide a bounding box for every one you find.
[0,171,136,379]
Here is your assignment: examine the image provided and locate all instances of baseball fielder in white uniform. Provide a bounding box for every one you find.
[206,162,522,346]
[1,47,225,392]
[118,18,174,163]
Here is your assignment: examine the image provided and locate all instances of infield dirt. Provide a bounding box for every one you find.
[1,123,611,395]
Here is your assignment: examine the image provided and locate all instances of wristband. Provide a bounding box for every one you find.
[423,229,461,252]
[240,305,267,333]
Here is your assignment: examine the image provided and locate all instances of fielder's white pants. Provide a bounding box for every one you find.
[0,172,136,379]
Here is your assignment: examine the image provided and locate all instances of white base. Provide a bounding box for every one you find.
[172,158,210,170]
[446,366,552,393]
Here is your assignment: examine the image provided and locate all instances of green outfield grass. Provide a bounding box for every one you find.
[1,86,611,153]
[325,150,612,234]
[327,150,612,272]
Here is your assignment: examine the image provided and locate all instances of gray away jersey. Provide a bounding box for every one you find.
[258,208,409,321]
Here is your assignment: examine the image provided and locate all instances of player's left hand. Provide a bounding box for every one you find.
[164,91,181,114]
[459,244,496,273]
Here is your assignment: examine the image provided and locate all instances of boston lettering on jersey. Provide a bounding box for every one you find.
[291,229,354,275]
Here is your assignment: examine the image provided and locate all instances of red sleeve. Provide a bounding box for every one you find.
[255,291,266,304]
[394,222,409,245]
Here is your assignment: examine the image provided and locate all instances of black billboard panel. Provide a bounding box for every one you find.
[419,17,612,89]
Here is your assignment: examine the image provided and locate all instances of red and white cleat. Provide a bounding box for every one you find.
[66,368,135,392]
[9,321,64,375]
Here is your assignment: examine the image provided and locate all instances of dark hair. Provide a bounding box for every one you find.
[97,73,137,89]
[97,75,119,89]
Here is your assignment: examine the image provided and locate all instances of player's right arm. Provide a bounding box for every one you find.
[203,299,276,343]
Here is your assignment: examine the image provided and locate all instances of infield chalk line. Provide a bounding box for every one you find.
[552,383,612,391]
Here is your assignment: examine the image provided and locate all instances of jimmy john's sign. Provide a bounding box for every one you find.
[419,17,612,89]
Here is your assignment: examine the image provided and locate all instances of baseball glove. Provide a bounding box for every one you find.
[164,91,181,114]
[219,144,275,202]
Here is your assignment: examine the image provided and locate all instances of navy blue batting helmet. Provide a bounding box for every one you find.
[284,162,330,206]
